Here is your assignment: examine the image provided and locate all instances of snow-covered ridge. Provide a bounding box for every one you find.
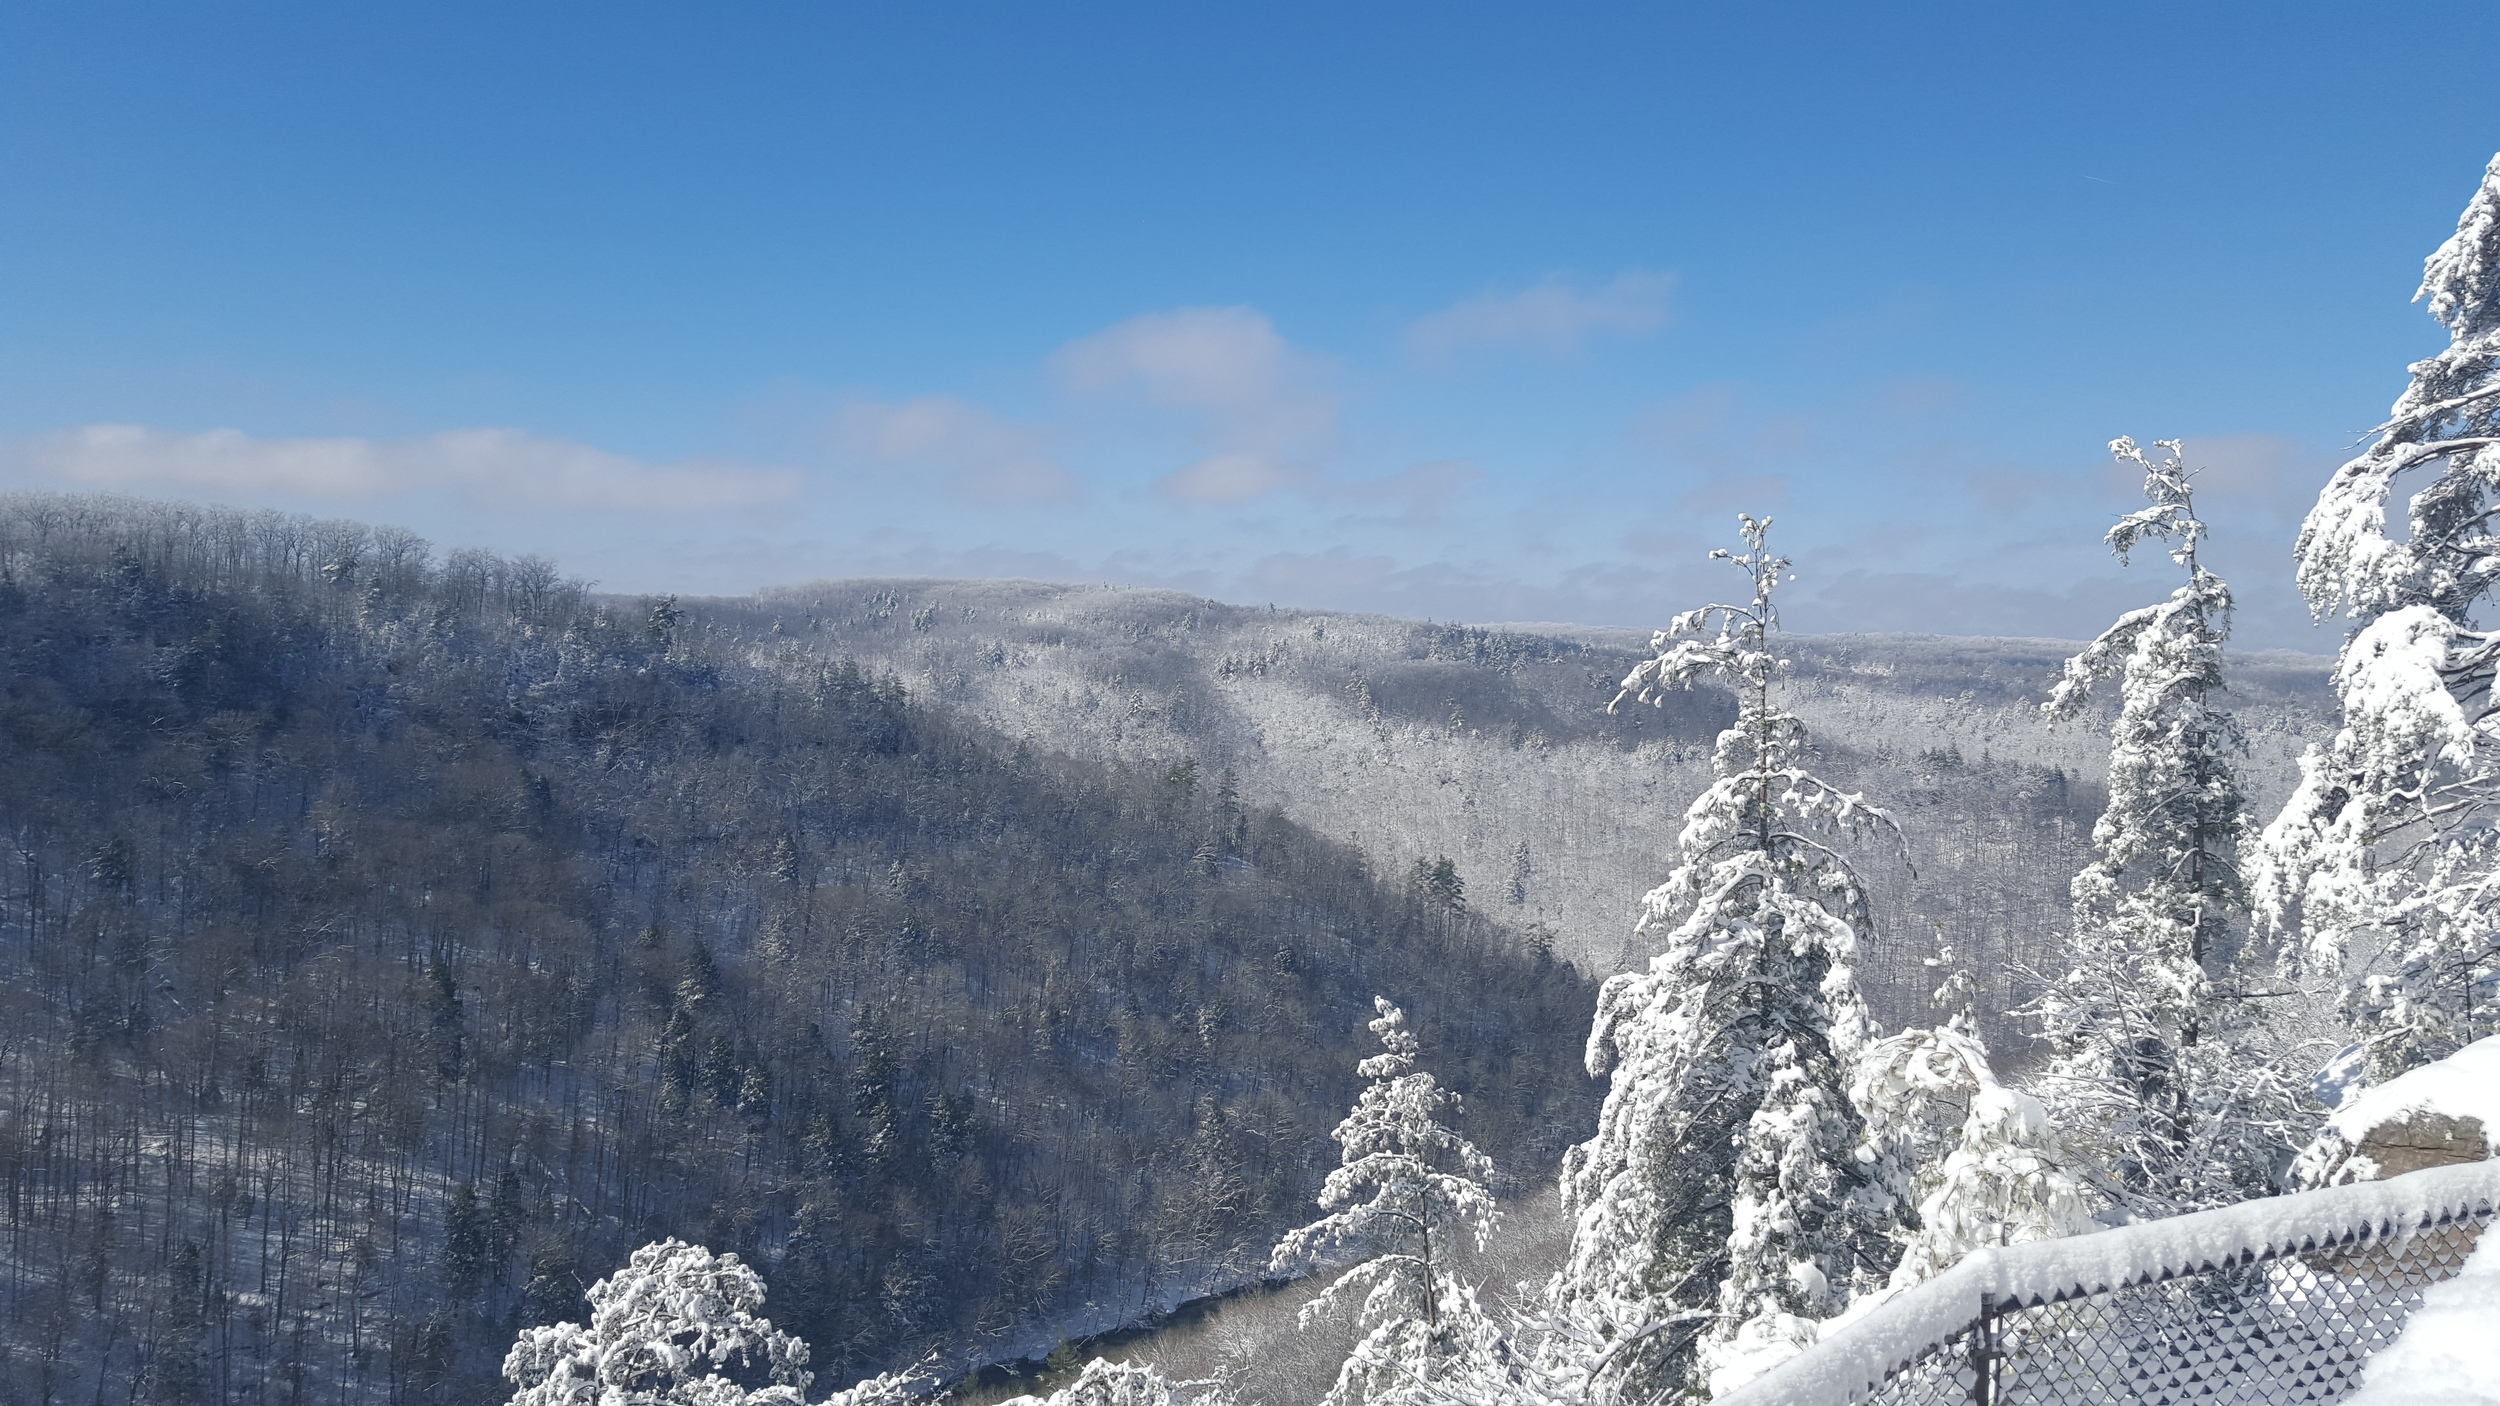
[1717,1158,2500,1406]
[695,578,2333,1051]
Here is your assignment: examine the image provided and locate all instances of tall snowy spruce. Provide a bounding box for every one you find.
[2260,152,2500,1078]
[1552,517,1900,1402]
[1273,998,1500,1406]
[2038,437,2296,1209]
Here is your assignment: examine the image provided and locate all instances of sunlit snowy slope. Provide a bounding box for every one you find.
[695,579,2334,1048]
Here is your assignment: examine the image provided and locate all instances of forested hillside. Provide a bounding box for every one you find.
[693,581,2333,1047]
[0,495,1595,1405]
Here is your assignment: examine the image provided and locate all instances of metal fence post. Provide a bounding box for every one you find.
[1969,1291,2000,1406]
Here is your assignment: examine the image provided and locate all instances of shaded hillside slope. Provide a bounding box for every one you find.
[701,579,2333,1043]
[0,496,1594,1405]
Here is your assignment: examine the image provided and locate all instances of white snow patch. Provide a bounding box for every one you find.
[1703,1313,1819,1398]
[2321,1035,2500,1149]
[2314,1041,2371,1111]
[2344,1223,2500,1406]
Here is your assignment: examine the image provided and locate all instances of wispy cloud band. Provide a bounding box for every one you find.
[826,397,1080,505]
[1406,271,1676,360]
[11,425,801,513]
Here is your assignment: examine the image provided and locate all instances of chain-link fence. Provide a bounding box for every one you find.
[1721,1161,2500,1406]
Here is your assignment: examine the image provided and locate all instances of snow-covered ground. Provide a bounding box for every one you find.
[2346,1223,2500,1406]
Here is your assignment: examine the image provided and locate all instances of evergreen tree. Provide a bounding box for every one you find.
[502,1238,827,1406]
[1272,998,1499,1406]
[2260,151,2500,1078]
[1552,516,1900,1402]
[998,1358,1220,1406]
[1411,857,1467,913]
[2039,437,2297,1208]
[443,1181,494,1298]
[1855,953,2093,1289]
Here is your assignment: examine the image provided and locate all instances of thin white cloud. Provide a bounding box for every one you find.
[2156,432,2332,531]
[1053,306,1302,413]
[1155,451,1311,504]
[1247,545,1410,597]
[1406,271,1676,360]
[27,425,389,497]
[1053,306,1335,505]
[826,396,1080,505]
[1241,546,1700,627]
[14,424,800,512]
[1337,459,1485,520]
[1791,568,2148,638]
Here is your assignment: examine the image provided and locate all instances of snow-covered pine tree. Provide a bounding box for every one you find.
[504,1239,799,1405]
[1552,516,1900,1402]
[1272,998,1500,1406]
[998,1358,1224,1406]
[2038,436,2297,1209]
[2260,152,2500,1079]
[502,1238,924,1406]
[1855,952,2094,1289]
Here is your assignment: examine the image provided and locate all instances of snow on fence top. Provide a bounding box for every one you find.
[1716,1159,2500,1406]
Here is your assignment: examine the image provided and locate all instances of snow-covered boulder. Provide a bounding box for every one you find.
[2294,1036,2500,1188]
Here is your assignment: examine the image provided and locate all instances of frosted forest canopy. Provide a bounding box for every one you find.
[15,153,2500,1406]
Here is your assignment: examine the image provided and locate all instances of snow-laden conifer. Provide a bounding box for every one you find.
[503,1239,820,1405]
[1273,998,1500,1406]
[1852,951,2093,1289]
[1551,516,1900,1402]
[2038,437,2298,1208]
[1850,958,1987,1254]
[998,1358,1229,1406]
[2260,152,2500,1078]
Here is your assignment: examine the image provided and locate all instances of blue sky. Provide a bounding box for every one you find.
[5,3,2498,647]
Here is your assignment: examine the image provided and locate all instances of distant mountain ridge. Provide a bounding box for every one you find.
[0,497,1593,1404]
[0,494,2339,1404]
[697,578,2335,1048]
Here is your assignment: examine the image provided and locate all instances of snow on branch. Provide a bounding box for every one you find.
[2260,155,2500,1077]
[1272,998,1500,1406]
[2035,435,2299,1215]
[1553,515,1908,1402]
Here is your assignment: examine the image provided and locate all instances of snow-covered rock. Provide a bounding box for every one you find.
[2294,1035,2500,1188]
